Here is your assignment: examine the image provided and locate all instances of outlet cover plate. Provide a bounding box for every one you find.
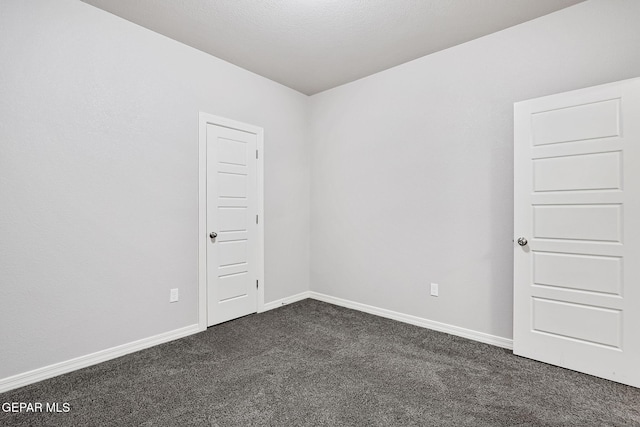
[430,283,439,297]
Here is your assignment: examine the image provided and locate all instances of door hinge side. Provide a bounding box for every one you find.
[256,150,258,159]
[256,214,258,224]
[256,280,259,289]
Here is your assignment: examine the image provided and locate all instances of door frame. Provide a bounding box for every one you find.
[198,112,265,331]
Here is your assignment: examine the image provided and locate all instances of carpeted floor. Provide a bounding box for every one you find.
[1,299,639,426]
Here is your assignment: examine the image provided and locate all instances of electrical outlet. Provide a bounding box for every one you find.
[430,283,439,297]
[170,288,179,303]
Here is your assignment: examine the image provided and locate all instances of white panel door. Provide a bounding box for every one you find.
[206,123,258,326]
[514,77,640,388]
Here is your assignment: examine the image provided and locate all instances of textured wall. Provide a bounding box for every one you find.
[0,0,310,379]
[309,0,640,340]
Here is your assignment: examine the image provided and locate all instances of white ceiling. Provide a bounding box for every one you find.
[81,0,585,95]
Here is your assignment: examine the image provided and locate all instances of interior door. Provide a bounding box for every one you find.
[514,77,640,388]
[206,123,258,326]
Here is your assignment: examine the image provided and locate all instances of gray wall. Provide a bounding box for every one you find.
[309,0,640,340]
[3,0,640,385]
[0,0,310,379]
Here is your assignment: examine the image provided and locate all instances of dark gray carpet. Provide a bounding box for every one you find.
[1,299,639,426]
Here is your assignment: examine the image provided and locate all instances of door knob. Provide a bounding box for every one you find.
[517,237,528,246]
[209,232,218,239]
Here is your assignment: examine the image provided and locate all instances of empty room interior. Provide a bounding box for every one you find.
[2,0,640,425]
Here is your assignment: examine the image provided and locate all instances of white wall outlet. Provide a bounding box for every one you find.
[170,288,179,303]
[430,283,439,297]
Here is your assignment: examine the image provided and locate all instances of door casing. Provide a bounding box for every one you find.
[198,112,265,330]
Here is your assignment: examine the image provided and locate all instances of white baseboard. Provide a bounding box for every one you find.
[308,291,513,350]
[1,292,512,393]
[0,323,202,394]
[260,291,311,312]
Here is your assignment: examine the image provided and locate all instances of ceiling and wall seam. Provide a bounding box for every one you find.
[80,0,586,95]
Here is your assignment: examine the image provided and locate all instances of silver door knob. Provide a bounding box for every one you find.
[517,237,528,246]
[209,232,218,239]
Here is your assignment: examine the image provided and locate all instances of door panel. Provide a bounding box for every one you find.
[218,137,248,166]
[531,98,620,145]
[531,298,621,348]
[514,77,640,388]
[532,151,621,192]
[532,252,622,295]
[207,124,258,326]
[532,204,622,242]
[218,172,248,198]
